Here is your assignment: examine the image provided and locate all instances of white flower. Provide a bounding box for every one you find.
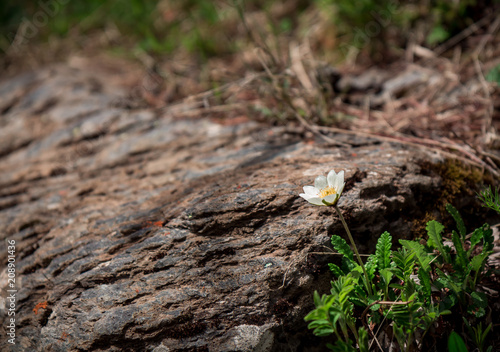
[299,170,345,206]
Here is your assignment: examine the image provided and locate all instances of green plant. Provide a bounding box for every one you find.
[311,0,497,63]
[0,0,238,57]
[463,318,493,352]
[425,0,478,45]
[432,205,493,317]
[478,185,500,214]
[305,275,358,341]
[315,0,402,60]
[299,170,372,297]
[304,203,494,351]
[448,331,468,352]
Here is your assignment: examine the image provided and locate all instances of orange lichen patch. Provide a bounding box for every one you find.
[33,301,48,314]
[142,220,164,228]
[61,332,69,340]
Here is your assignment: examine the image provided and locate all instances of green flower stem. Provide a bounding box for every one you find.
[334,206,373,296]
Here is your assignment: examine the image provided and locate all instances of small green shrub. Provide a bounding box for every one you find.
[478,185,500,214]
[305,204,494,351]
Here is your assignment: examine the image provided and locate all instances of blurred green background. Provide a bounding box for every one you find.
[2,0,498,61]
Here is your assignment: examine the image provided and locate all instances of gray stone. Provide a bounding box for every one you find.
[0,65,487,352]
[219,324,275,352]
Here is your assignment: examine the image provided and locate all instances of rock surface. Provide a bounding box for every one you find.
[0,64,483,351]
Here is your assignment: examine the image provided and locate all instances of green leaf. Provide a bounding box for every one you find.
[341,257,357,274]
[400,240,432,272]
[380,268,393,284]
[468,226,484,257]
[393,323,406,350]
[448,331,468,352]
[328,263,345,277]
[451,230,468,270]
[364,254,377,280]
[391,247,415,282]
[481,224,494,252]
[331,235,354,261]
[471,291,488,309]
[313,291,322,307]
[304,309,321,321]
[426,220,451,263]
[350,296,368,307]
[436,272,462,296]
[348,268,362,281]
[427,25,449,45]
[473,307,486,318]
[328,339,357,352]
[312,325,335,336]
[417,268,432,301]
[358,327,369,352]
[329,308,344,326]
[426,220,444,248]
[307,319,330,328]
[481,322,493,341]
[469,254,486,272]
[376,231,392,270]
[446,204,466,240]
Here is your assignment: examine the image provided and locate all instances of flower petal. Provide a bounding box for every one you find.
[303,186,320,197]
[327,170,337,187]
[314,175,328,190]
[337,181,345,196]
[322,193,338,205]
[335,171,345,195]
[306,197,326,206]
[299,193,325,205]
[337,170,344,184]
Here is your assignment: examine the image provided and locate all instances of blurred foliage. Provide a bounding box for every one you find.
[486,64,500,86]
[425,0,481,45]
[316,0,499,60]
[0,0,237,58]
[0,0,498,61]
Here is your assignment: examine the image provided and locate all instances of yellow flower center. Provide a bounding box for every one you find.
[319,186,337,199]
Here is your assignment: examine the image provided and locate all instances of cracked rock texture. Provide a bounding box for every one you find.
[0,64,480,352]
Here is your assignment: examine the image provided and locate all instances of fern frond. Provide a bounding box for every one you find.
[331,235,354,261]
[446,204,466,240]
[376,231,392,270]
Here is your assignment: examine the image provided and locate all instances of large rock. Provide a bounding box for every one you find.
[0,65,483,351]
